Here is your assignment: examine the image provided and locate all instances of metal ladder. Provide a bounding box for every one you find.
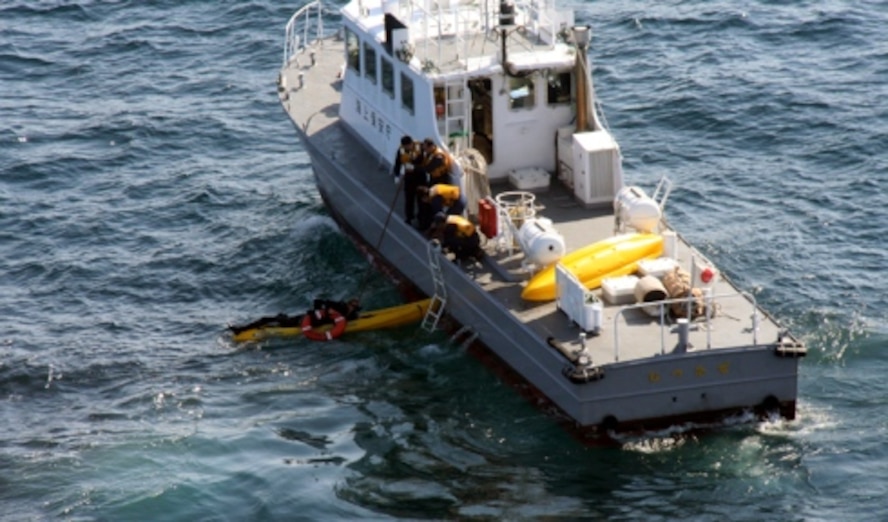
[420,240,448,332]
[450,325,478,349]
[443,77,470,154]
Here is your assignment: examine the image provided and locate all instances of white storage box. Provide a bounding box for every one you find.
[508,168,550,192]
[571,131,623,206]
[601,275,639,305]
[637,257,680,279]
[556,264,602,333]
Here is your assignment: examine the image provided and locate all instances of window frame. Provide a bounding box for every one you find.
[400,72,414,114]
[508,75,536,111]
[363,42,377,84]
[345,28,360,73]
[546,70,572,105]
[381,57,394,98]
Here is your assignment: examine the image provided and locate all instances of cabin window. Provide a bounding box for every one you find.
[400,72,414,114]
[547,71,571,105]
[364,43,377,84]
[381,57,394,98]
[345,29,360,73]
[508,75,535,110]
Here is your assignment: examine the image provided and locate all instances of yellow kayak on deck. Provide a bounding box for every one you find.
[231,298,432,342]
[521,233,664,302]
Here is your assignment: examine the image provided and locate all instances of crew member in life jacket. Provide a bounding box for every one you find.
[417,184,466,228]
[428,212,484,263]
[421,138,453,186]
[392,135,426,225]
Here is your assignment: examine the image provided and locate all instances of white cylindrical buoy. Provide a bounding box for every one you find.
[583,298,603,333]
[662,229,677,259]
[518,218,565,267]
[676,318,690,353]
[702,287,713,318]
[614,186,661,233]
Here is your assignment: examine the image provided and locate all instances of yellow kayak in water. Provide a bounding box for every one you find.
[521,233,664,302]
[231,298,432,342]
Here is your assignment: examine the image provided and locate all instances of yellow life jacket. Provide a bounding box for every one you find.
[425,146,452,180]
[430,184,460,206]
[446,215,475,237]
[398,143,423,173]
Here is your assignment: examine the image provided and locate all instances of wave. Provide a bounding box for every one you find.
[0,2,92,20]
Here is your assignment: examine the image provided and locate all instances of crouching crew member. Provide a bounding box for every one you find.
[429,213,484,262]
[418,183,465,227]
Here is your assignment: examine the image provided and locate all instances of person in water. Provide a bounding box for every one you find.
[229,298,361,334]
[310,298,361,325]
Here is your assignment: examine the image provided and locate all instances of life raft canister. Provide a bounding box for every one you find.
[301,308,347,341]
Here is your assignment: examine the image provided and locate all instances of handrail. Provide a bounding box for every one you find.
[393,0,566,72]
[284,0,567,71]
[611,290,761,362]
[283,0,329,67]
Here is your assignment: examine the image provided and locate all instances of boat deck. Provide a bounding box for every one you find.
[279,40,786,368]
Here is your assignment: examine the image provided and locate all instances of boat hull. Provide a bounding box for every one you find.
[276,27,804,442]
[297,134,802,439]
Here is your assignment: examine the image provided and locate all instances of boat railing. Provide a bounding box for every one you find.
[519,0,570,45]
[392,0,568,73]
[611,290,762,362]
[491,191,537,259]
[283,0,337,67]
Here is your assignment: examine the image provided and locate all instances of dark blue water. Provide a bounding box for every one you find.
[2,1,885,520]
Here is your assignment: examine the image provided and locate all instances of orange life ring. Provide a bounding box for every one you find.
[301,308,347,341]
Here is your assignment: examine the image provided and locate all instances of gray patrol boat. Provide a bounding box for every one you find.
[275,0,806,440]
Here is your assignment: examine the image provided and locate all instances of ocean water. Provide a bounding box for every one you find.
[1,1,885,520]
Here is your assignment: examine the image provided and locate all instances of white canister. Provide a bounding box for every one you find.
[661,229,678,260]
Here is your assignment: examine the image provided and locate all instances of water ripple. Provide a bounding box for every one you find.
[1,0,885,520]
